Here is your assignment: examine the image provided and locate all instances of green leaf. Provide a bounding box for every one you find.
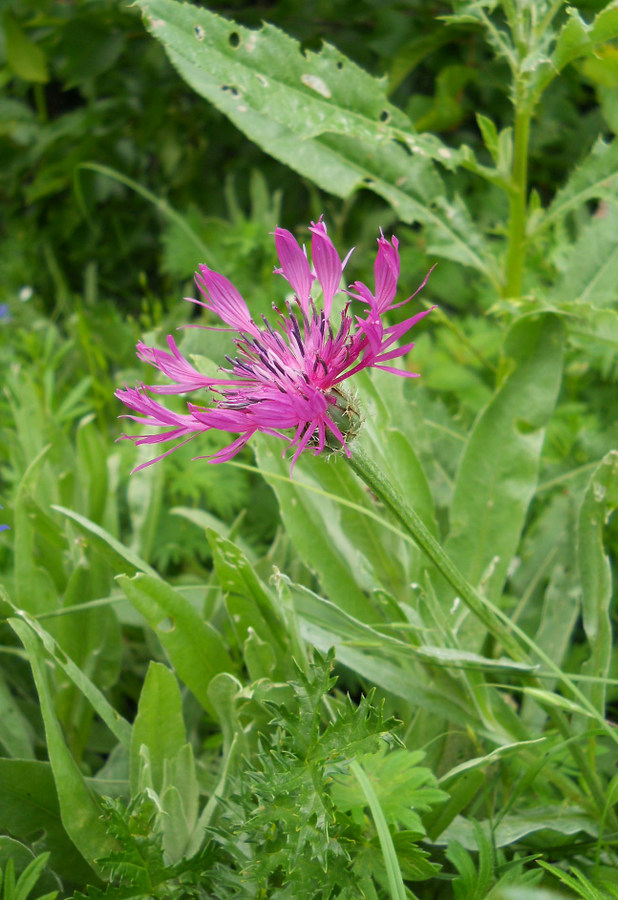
[538,138,618,232]
[0,761,94,886]
[476,113,499,165]
[14,448,58,616]
[137,0,498,282]
[349,759,408,900]
[2,12,49,83]
[206,529,287,653]
[253,437,380,623]
[439,314,564,647]
[577,451,618,713]
[520,687,593,717]
[8,619,118,876]
[0,669,35,759]
[563,303,618,351]
[440,807,598,849]
[117,573,235,717]
[4,595,131,750]
[332,748,446,832]
[554,205,618,306]
[52,505,159,578]
[130,662,187,797]
[521,562,580,730]
[551,3,618,74]
[10,851,54,900]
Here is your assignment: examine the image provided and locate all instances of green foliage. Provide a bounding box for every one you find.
[2,0,618,896]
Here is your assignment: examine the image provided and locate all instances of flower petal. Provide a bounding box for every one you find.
[274,227,314,313]
[195,266,258,335]
[310,219,342,318]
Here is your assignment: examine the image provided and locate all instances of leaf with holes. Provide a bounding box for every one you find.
[137,0,497,280]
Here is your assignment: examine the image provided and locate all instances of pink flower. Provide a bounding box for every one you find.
[116,218,434,472]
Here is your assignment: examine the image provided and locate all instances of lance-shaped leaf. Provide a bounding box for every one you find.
[577,451,618,714]
[137,0,497,282]
[117,572,235,717]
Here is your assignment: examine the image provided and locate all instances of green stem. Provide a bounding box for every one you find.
[348,443,526,662]
[346,442,616,828]
[503,102,531,299]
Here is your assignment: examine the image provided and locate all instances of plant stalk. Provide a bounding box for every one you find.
[503,102,531,299]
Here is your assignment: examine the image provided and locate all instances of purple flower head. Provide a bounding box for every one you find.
[116,219,434,472]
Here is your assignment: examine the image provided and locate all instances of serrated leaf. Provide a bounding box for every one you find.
[538,138,618,231]
[552,2,618,73]
[332,748,446,832]
[563,303,618,351]
[554,205,618,306]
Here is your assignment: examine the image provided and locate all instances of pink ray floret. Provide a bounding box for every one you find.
[116,219,434,471]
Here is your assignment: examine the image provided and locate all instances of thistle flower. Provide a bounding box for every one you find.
[116,219,433,471]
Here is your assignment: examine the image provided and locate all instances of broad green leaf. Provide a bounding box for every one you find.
[538,138,618,232]
[117,572,235,717]
[254,436,380,623]
[130,662,186,797]
[554,205,618,306]
[293,581,533,671]
[137,0,498,282]
[52,505,159,578]
[0,760,93,885]
[440,806,598,849]
[138,0,410,141]
[577,450,618,713]
[0,669,34,759]
[160,743,198,861]
[440,314,564,647]
[9,619,118,875]
[355,370,439,542]
[243,628,277,680]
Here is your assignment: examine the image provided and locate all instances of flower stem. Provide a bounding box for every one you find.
[503,102,531,299]
[347,442,616,827]
[348,442,526,661]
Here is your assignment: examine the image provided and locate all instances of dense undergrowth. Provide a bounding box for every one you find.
[1,0,618,897]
